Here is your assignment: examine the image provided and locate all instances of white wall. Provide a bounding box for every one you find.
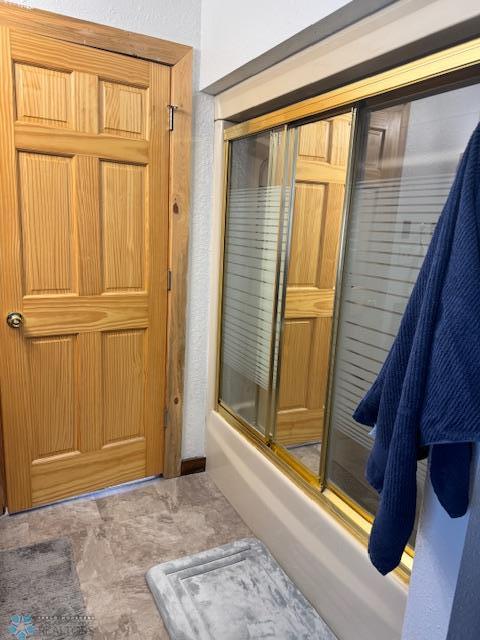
[16,0,214,459]
[214,0,480,120]
[16,0,199,43]
[199,0,350,89]
[402,477,469,640]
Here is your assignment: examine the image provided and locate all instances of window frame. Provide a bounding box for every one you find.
[216,37,480,582]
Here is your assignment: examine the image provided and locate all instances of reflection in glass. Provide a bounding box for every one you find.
[219,129,294,436]
[326,83,480,543]
[274,114,353,475]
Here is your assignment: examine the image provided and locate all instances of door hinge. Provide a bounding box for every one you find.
[164,406,169,429]
[168,104,178,131]
[167,269,172,291]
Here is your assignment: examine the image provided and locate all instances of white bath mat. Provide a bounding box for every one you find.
[146,538,337,640]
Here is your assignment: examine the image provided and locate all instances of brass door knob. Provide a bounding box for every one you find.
[6,312,24,329]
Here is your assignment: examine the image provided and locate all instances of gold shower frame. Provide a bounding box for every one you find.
[215,36,480,582]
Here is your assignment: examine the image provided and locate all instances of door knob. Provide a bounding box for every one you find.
[6,312,24,329]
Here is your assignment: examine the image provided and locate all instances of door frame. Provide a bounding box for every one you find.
[0,2,192,512]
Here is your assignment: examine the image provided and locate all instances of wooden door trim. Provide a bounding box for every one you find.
[0,2,190,65]
[164,50,193,477]
[0,5,193,493]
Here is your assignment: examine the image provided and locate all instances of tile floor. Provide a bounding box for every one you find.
[0,473,252,639]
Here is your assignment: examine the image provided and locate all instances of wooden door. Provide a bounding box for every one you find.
[0,28,170,512]
[276,114,352,446]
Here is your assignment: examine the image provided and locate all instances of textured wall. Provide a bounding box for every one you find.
[17,0,214,458]
[199,0,350,89]
[401,477,469,640]
[17,0,200,43]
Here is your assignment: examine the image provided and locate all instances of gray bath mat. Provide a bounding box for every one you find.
[0,538,92,639]
[146,538,337,640]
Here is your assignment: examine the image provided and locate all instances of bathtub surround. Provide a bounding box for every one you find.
[354,121,480,574]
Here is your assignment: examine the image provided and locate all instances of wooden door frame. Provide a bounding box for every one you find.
[0,3,191,504]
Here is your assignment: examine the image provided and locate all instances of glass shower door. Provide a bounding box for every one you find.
[325,83,480,541]
[218,127,296,438]
[272,112,354,475]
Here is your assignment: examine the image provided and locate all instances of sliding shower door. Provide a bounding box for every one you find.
[273,113,353,474]
[218,54,480,561]
[325,83,480,539]
[218,128,296,437]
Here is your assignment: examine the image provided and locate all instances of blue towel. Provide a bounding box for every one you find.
[353,121,480,575]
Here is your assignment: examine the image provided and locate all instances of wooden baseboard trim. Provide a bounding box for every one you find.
[180,456,206,476]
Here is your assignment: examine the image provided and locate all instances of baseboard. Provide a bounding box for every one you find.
[180,457,206,476]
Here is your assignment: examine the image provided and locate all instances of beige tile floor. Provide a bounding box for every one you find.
[0,473,252,639]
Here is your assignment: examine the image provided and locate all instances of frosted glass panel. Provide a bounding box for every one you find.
[222,185,287,390]
[219,129,294,436]
[326,83,480,541]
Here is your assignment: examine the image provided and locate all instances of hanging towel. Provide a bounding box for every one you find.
[353,121,480,575]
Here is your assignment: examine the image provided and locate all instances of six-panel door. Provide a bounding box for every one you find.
[0,27,170,511]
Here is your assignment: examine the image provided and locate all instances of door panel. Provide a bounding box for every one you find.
[287,184,325,286]
[276,113,352,446]
[101,161,146,291]
[278,320,313,409]
[15,63,72,128]
[100,81,148,139]
[103,329,146,444]
[0,27,170,511]
[30,335,77,458]
[19,152,75,295]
